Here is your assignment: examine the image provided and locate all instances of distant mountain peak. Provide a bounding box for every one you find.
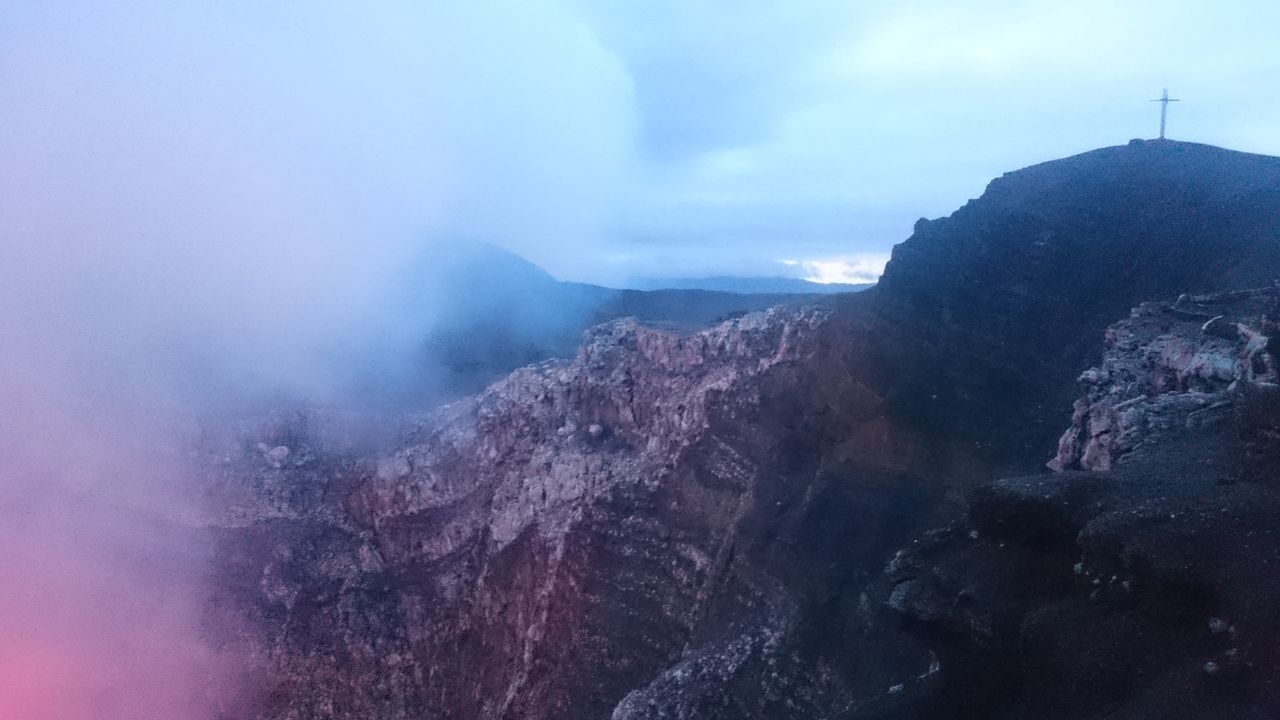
[627,275,871,295]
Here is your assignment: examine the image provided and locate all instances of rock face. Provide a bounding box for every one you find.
[876,296,1280,719]
[1051,288,1280,471]
[209,306,953,719]
[206,140,1280,718]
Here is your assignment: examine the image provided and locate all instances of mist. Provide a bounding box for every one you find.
[1,1,636,400]
[0,2,634,716]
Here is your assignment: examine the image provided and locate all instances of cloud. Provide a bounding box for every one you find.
[576,0,854,161]
[783,254,891,285]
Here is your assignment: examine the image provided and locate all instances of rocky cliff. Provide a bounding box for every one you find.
[207,305,951,719]
[205,140,1280,718]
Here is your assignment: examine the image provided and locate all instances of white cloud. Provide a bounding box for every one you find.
[791,254,891,284]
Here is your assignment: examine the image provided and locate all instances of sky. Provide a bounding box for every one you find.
[587,0,1280,284]
[2,3,1280,716]
[5,0,1280,290]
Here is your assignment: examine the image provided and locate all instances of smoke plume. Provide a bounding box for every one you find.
[0,2,634,716]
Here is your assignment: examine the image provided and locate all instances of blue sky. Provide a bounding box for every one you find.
[3,0,1280,291]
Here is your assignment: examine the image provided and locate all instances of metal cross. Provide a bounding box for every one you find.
[1149,88,1180,140]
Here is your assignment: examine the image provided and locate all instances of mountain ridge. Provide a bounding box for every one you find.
[373,240,839,405]
[626,275,872,295]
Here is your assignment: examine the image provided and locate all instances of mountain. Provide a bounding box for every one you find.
[369,241,835,404]
[627,275,872,295]
[204,140,1280,719]
[871,138,1280,470]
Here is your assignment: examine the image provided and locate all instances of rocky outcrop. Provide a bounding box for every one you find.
[1050,288,1280,471]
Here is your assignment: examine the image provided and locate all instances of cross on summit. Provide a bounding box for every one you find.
[1150,88,1180,139]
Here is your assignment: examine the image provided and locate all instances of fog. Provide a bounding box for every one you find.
[0,2,634,716]
[2,1,636,401]
[0,368,238,718]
